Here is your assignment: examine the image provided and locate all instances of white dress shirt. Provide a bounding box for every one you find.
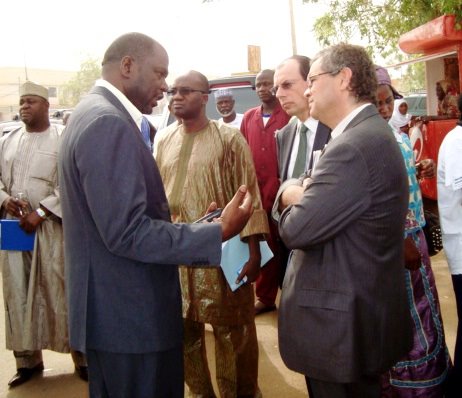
[287,117,318,177]
[437,124,462,274]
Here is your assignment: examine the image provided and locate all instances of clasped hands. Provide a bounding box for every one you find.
[3,196,43,233]
[278,176,312,213]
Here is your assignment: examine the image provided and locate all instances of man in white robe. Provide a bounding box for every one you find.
[0,81,86,388]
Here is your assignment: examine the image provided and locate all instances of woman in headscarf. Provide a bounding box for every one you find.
[376,66,451,398]
[390,98,412,133]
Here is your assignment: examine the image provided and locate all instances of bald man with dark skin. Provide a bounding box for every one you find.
[59,35,254,398]
[255,69,280,117]
[156,70,269,397]
[241,69,290,314]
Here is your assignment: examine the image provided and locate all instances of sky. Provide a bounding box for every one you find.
[1,0,331,81]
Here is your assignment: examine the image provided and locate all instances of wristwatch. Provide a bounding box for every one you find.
[36,208,47,219]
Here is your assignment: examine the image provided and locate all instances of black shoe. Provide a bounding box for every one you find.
[254,300,276,315]
[8,362,44,388]
[75,365,88,382]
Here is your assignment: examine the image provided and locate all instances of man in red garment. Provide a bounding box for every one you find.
[241,69,290,314]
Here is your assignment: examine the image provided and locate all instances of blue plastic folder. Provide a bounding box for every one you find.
[221,236,273,292]
[0,219,35,251]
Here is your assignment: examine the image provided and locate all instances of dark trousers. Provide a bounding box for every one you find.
[446,274,462,398]
[306,374,381,398]
[87,346,183,398]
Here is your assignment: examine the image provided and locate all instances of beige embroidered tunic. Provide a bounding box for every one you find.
[155,120,269,325]
[0,125,69,352]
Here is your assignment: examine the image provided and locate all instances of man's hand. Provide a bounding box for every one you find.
[220,185,253,241]
[302,176,313,189]
[416,159,435,180]
[3,197,28,218]
[236,236,261,284]
[279,185,304,212]
[19,211,44,234]
[205,201,218,215]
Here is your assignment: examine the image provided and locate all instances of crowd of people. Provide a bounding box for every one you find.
[0,32,461,398]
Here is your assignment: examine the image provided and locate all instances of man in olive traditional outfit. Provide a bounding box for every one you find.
[0,81,87,388]
[156,71,269,397]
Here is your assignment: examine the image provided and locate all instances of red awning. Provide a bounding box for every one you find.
[399,15,462,55]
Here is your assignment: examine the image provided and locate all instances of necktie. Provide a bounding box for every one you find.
[140,117,152,149]
[292,124,308,178]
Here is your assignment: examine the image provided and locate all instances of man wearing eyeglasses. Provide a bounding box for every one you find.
[274,44,412,398]
[155,70,269,397]
[273,55,331,183]
[272,55,331,288]
[240,69,290,316]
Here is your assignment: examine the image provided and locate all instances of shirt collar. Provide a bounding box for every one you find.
[304,117,319,133]
[330,103,371,140]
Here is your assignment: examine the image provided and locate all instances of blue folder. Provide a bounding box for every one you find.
[221,236,274,292]
[0,219,35,251]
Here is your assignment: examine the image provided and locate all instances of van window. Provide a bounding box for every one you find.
[207,86,259,119]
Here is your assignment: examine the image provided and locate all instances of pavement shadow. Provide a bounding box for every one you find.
[4,372,87,398]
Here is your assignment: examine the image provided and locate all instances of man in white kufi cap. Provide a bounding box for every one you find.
[0,81,87,388]
[214,88,244,128]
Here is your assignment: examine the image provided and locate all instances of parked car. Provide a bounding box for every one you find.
[48,108,75,125]
[404,94,427,117]
[156,74,259,131]
[0,121,22,136]
[0,120,65,136]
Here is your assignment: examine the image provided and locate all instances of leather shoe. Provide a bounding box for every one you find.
[8,362,44,388]
[254,300,276,315]
[75,365,88,382]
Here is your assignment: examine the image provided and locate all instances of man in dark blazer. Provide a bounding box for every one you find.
[58,33,253,398]
[274,44,413,398]
[272,55,331,285]
[273,55,331,182]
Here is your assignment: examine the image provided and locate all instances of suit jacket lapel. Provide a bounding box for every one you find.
[343,104,378,132]
[281,121,297,181]
[91,86,139,133]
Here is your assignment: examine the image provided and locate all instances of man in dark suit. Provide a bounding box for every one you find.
[58,32,253,398]
[274,44,413,398]
[272,55,331,285]
[273,55,331,182]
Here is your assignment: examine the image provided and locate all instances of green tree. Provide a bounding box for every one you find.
[304,0,461,57]
[303,0,461,93]
[60,58,101,107]
[392,62,426,95]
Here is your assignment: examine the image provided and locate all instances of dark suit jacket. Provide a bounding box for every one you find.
[277,105,413,383]
[59,86,222,354]
[276,118,331,181]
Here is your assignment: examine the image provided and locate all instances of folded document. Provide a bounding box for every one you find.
[221,235,273,291]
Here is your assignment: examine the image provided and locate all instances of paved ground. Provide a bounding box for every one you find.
[0,250,457,398]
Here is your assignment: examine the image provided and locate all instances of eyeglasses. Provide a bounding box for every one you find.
[307,69,341,85]
[166,87,209,97]
[271,80,302,95]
